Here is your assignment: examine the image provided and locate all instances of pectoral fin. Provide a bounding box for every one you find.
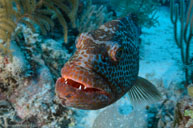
[128,76,162,107]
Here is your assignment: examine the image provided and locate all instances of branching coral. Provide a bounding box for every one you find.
[0,0,79,59]
[76,0,113,33]
[109,0,159,28]
[170,0,193,86]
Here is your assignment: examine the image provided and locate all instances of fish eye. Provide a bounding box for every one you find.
[115,47,124,60]
[109,44,123,62]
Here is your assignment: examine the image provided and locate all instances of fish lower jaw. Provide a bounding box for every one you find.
[55,77,113,109]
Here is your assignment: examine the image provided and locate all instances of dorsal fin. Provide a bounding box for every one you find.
[128,76,162,108]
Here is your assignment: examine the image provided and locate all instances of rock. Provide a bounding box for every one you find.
[173,96,193,128]
[92,104,147,128]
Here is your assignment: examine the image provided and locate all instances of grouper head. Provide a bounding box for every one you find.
[55,15,141,109]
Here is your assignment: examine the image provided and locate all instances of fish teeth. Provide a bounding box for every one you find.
[84,86,87,90]
[64,78,67,84]
[78,85,82,90]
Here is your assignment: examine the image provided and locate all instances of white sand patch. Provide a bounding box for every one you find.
[139,7,184,87]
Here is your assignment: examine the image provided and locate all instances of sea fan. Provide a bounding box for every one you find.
[39,0,79,42]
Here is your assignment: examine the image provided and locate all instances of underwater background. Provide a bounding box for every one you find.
[0,0,192,128]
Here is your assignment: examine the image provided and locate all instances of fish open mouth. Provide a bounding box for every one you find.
[55,64,114,109]
[63,78,103,93]
[56,77,111,99]
[55,76,112,109]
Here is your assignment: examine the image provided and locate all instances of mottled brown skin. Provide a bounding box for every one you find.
[55,36,119,109]
[55,15,140,109]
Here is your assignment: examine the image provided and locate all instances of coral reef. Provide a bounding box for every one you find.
[0,0,79,58]
[41,39,72,80]
[145,79,184,128]
[0,1,113,126]
[0,24,74,127]
[145,80,193,128]
[0,37,30,99]
[173,96,193,128]
[0,60,75,127]
[0,99,75,128]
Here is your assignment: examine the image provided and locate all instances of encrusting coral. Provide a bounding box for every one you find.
[0,24,75,127]
[173,96,193,128]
